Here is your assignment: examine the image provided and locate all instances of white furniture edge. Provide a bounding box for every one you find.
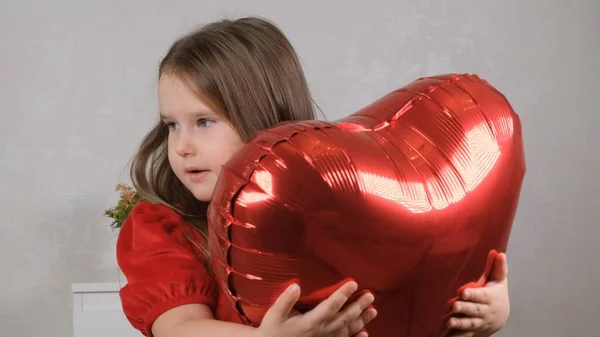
[72,281,141,337]
[72,282,126,293]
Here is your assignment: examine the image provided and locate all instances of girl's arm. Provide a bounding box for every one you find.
[152,304,255,337]
[117,202,223,336]
[153,282,377,337]
[117,202,377,337]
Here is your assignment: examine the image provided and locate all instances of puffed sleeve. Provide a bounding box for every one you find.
[117,201,218,336]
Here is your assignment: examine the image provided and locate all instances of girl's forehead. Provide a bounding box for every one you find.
[158,75,215,118]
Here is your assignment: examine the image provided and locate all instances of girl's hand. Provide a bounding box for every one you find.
[447,252,510,337]
[256,281,377,337]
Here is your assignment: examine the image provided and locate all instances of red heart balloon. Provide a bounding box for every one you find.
[208,74,525,337]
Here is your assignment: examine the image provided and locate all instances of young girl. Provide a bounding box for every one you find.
[117,17,510,337]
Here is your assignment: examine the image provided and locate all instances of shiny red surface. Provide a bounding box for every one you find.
[208,74,526,337]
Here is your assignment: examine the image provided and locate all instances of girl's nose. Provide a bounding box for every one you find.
[175,130,196,157]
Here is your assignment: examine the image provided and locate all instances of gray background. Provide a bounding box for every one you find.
[1,0,598,336]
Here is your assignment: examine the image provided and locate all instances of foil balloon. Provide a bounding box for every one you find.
[208,74,526,337]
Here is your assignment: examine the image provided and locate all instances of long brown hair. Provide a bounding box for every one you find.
[130,17,317,234]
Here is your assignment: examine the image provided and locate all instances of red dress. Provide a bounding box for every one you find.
[117,202,243,336]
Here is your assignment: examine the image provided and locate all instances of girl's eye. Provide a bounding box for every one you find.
[165,122,179,131]
[198,118,216,128]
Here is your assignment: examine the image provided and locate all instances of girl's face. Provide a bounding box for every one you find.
[158,74,244,202]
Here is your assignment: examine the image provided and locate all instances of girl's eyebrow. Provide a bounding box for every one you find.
[159,110,216,120]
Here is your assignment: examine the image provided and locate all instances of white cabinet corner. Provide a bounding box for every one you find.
[72,282,141,337]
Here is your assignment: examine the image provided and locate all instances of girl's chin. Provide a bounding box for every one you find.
[191,191,212,203]
[189,187,214,202]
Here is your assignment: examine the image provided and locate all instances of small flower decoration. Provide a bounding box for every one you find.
[104,183,142,229]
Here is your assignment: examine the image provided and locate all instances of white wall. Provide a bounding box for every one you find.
[1,0,599,336]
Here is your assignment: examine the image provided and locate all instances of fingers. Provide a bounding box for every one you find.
[347,308,377,335]
[329,292,375,331]
[447,316,485,331]
[491,252,508,282]
[304,280,359,324]
[264,283,301,323]
[354,331,369,337]
[461,287,492,304]
[452,300,486,317]
[478,250,499,284]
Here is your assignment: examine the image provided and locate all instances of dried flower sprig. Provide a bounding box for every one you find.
[104,183,143,229]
